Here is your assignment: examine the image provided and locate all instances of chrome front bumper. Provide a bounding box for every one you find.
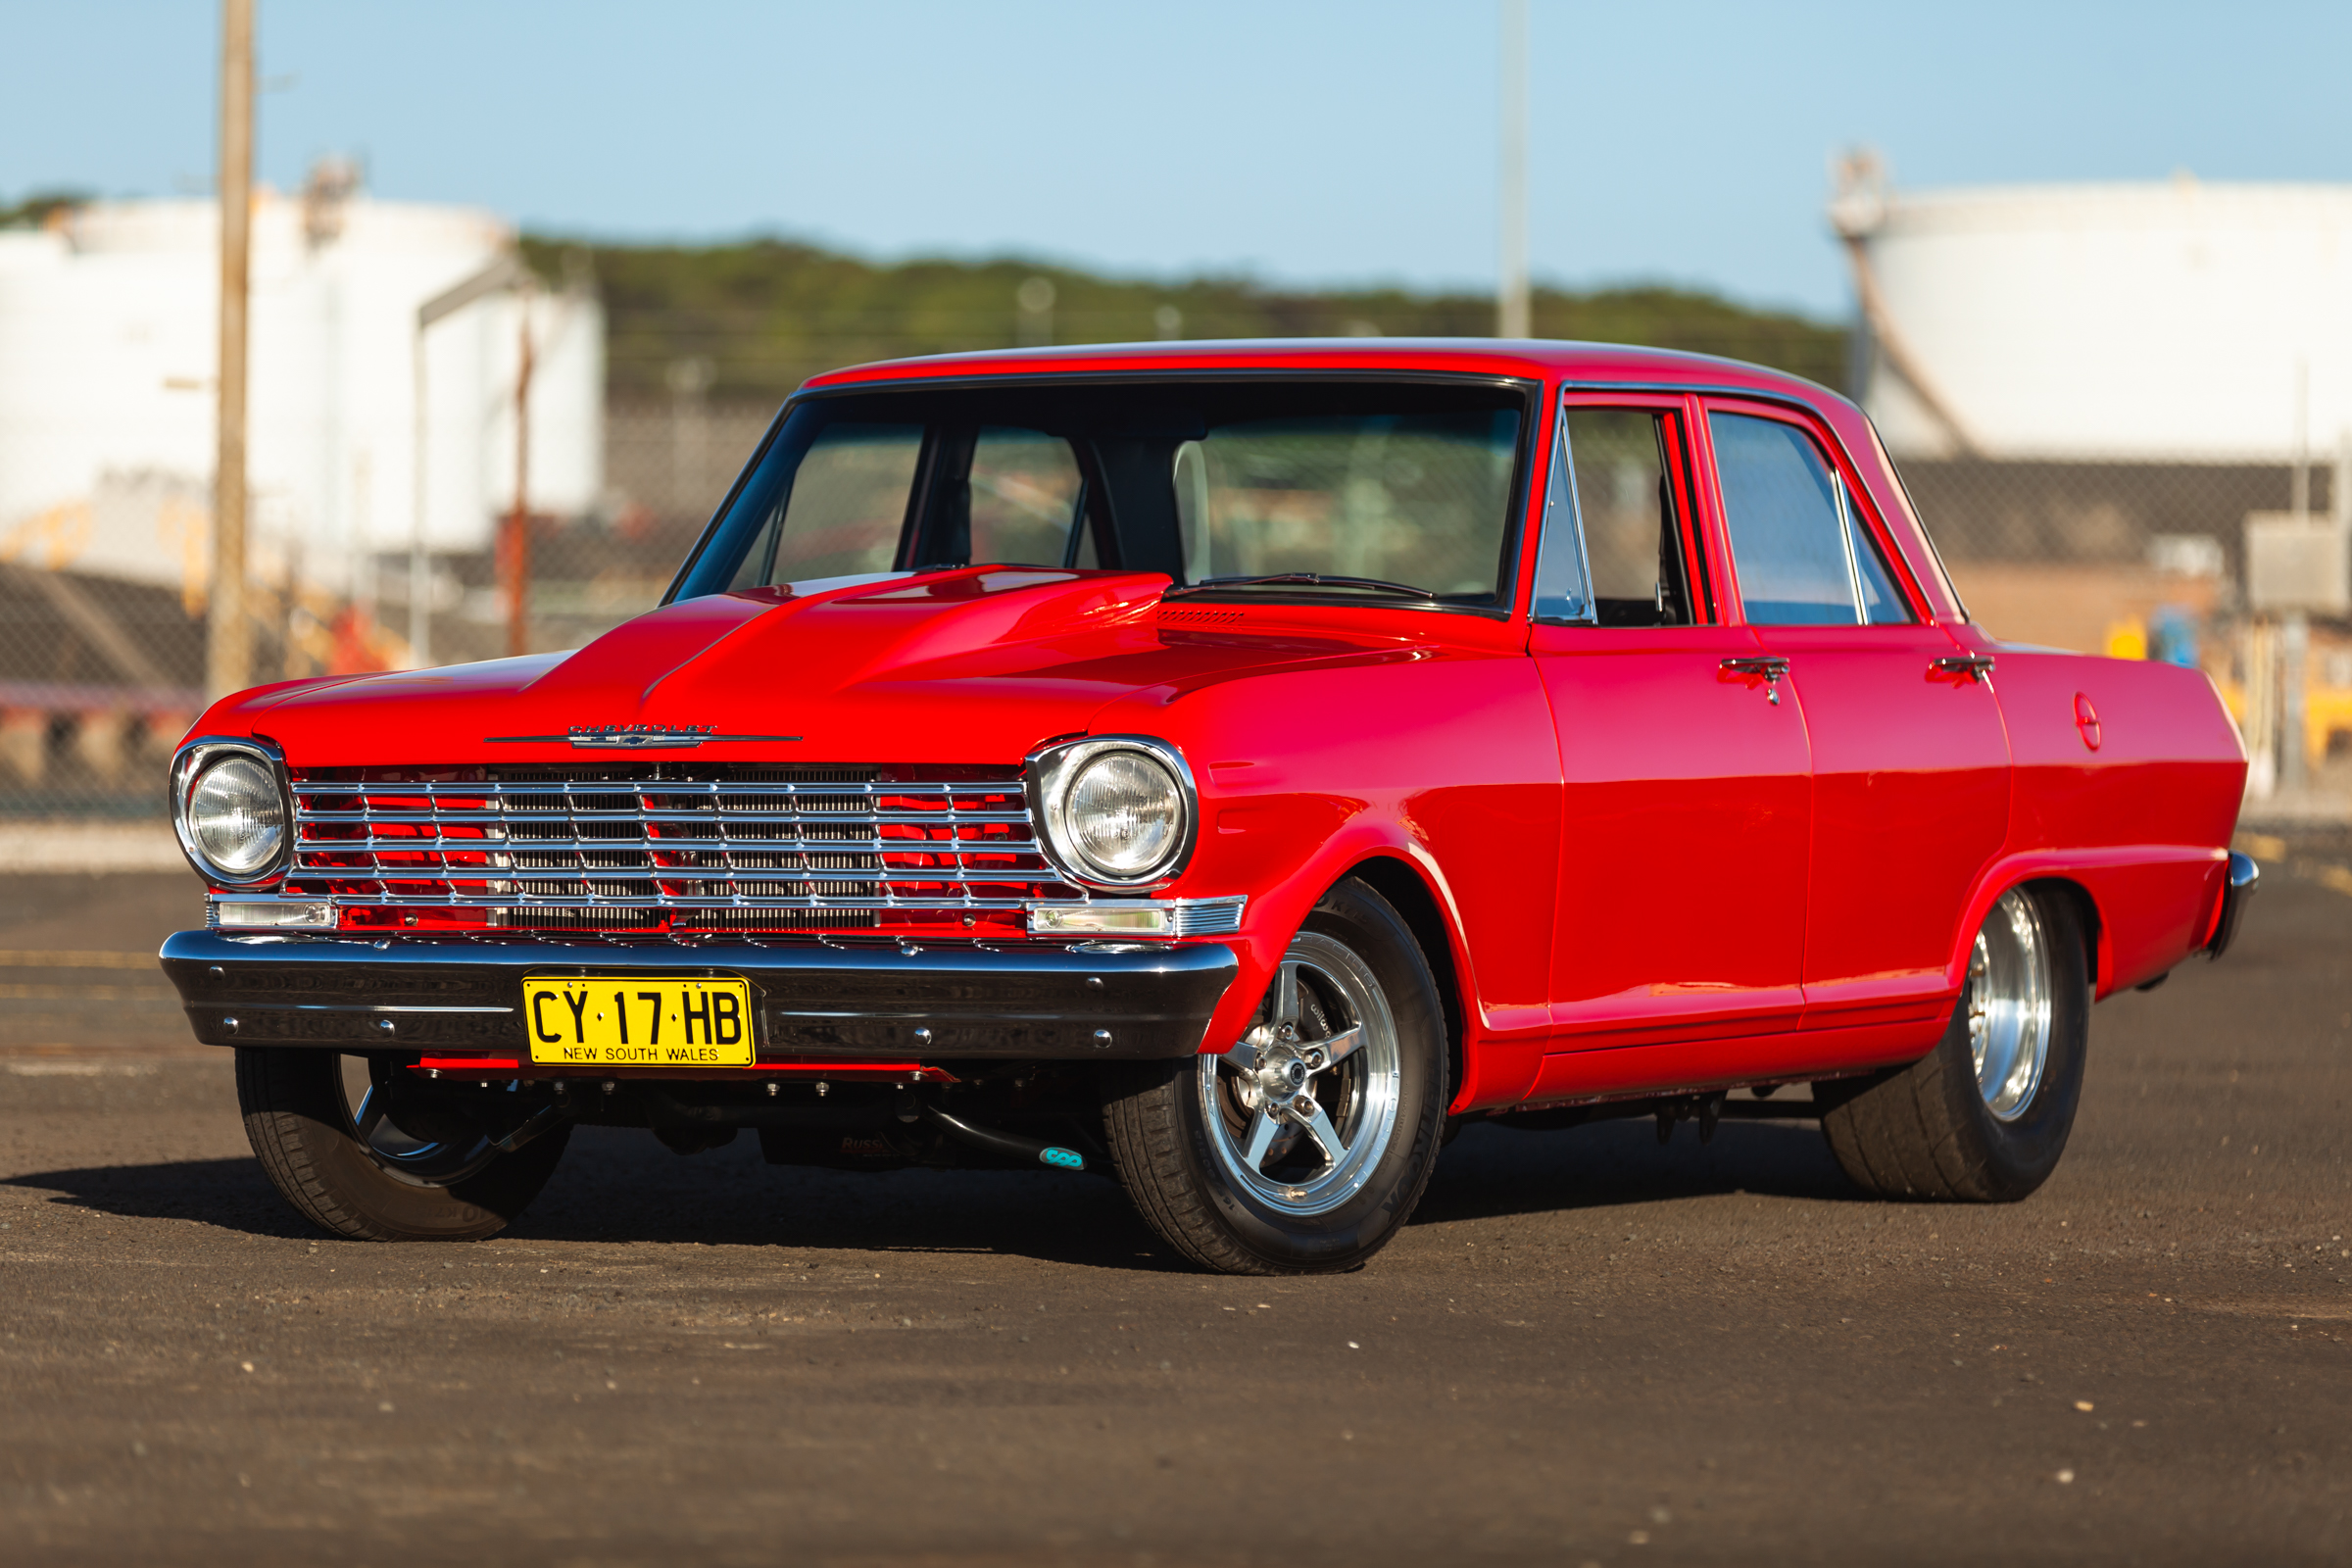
[159,931,1239,1061]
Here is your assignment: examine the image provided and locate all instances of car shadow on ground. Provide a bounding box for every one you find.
[1417,1116,1862,1224]
[5,1115,1865,1268]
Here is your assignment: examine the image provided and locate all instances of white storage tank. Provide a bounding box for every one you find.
[0,177,602,612]
[1836,174,2352,462]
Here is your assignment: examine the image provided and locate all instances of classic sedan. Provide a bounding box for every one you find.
[161,340,2254,1274]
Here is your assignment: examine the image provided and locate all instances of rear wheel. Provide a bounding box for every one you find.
[1102,878,1447,1274]
[1820,884,2089,1201]
[235,1048,570,1241]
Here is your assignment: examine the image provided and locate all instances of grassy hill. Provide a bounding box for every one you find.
[523,236,1848,403]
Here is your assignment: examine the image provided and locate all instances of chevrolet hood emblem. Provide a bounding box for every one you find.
[484,724,800,750]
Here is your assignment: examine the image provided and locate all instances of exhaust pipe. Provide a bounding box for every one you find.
[919,1103,1087,1171]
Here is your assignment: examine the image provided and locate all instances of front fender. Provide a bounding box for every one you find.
[1122,653,1561,1100]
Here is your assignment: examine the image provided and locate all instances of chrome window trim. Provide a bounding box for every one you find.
[169,735,293,887]
[1530,392,1596,625]
[670,369,1544,616]
[1023,735,1200,891]
[1831,474,1870,626]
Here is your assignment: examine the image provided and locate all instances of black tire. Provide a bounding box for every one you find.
[235,1048,571,1241]
[1819,883,2090,1201]
[1102,877,1448,1274]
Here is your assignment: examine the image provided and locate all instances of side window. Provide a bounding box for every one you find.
[966,428,1085,566]
[1711,412,1909,626]
[1535,406,1698,625]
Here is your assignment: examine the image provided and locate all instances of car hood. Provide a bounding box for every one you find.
[207,567,1428,769]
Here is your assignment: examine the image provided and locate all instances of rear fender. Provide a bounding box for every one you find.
[1951,849,2227,1002]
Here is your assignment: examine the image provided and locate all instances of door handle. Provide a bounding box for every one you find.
[1931,654,1995,683]
[1720,656,1790,705]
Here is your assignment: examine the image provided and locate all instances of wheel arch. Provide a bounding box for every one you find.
[2022,875,2104,994]
[1951,859,2116,1001]
[1341,854,1468,1109]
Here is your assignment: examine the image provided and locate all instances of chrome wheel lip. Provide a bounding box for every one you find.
[1200,932,1401,1217]
[1968,889,2054,1122]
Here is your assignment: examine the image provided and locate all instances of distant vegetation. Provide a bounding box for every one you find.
[0,190,90,228]
[522,235,1850,404]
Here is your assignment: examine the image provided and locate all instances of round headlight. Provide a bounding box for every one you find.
[188,756,286,876]
[1065,751,1183,879]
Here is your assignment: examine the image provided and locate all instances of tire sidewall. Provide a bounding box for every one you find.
[316,1110,571,1239]
[1171,881,1447,1270]
[239,1048,568,1241]
[1939,886,2090,1198]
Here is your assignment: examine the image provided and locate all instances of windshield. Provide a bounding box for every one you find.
[672,378,1533,609]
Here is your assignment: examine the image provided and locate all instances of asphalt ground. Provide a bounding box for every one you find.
[1,845,2346,1567]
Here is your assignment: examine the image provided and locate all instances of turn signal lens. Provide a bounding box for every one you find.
[189,757,286,876]
[1066,751,1182,878]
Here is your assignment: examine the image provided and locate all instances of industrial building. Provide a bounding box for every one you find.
[0,171,603,805]
[0,172,602,645]
[1832,166,2352,799]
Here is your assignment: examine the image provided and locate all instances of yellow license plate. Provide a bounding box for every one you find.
[522,975,755,1066]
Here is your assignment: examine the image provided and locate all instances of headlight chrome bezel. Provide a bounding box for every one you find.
[1024,735,1199,891]
[169,736,293,887]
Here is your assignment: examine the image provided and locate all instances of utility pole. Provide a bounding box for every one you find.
[208,0,254,701]
[505,286,535,660]
[1495,0,1531,339]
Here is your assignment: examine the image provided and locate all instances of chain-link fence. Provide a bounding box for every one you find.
[6,368,2340,818]
[1911,456,2344,804]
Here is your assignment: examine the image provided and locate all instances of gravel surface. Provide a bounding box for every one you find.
[1,847,2346,1564]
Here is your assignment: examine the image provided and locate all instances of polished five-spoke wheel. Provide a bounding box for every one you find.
[1200,932,1399,1216]
[1102,878,1447,1274]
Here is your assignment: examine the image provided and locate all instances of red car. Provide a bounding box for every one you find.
[162,340,2254,1275]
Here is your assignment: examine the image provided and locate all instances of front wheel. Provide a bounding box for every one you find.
[235,1048,571,1241]
[1102,878,1448,1274]
[1819,883,2090,1201]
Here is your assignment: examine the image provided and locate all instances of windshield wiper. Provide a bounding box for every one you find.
[1165,572,1441,601]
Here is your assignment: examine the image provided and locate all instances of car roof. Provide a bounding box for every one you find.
[798,337,1842,410]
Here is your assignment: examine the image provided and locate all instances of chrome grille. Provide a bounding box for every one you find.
[285,769,1074,931]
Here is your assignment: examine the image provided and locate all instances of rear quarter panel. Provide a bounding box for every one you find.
[1984,644,2246,995]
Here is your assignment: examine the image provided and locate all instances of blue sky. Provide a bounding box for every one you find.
[5,1,2350,318]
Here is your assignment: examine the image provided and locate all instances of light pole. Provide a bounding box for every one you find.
[1495,0,1531,339]
[207,0,254,701]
